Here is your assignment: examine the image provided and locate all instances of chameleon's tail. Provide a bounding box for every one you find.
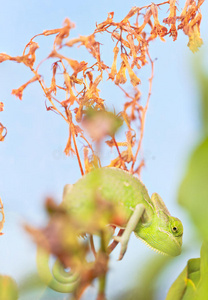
[36,247,79,293]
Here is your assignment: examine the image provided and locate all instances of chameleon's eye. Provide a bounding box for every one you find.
[170,218,183,236]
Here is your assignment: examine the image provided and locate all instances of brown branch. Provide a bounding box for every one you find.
[72,127,84,176]
[112,136,127,170]
[30,67,69,123]
[89,234,97,258]
[130,48,154,173]
[107,229,124,254]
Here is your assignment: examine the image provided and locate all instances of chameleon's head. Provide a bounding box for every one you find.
[134,193,183,256]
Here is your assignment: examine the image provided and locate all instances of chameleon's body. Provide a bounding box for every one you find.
[62,167,183,256]
[37,167,183,293]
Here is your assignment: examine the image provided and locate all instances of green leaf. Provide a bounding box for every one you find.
[18,272,46,294]
[194,241,208,300]
[166,258,200,300]
[178,137,208,240]
[166,267,187,300]
[113,254,171,300]
[166,242,208,300]
[193,59,208,137]
[0,275,18,300]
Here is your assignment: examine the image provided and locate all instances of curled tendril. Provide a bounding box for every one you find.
[36,247,79,293]
[52,259,79,284]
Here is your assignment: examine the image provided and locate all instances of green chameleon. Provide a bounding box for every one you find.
[37,167,183,292]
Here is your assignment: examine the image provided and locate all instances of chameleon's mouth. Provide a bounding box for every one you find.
[134,231,182,256]
[134,233,168,255]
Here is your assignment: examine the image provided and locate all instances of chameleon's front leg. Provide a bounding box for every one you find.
[114,204,145,260]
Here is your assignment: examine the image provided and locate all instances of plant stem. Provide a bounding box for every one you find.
[97,230,108,300]
[72,128,84,176]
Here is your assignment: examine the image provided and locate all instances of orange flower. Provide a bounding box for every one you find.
[127,34,138,61]
[0,102,3,112]
[180,11,203,53]
[111,32,130,48]
[109,46,119,80]
[0,53,12,63]
[163,0,178,41]
[11,76,39,100]
[169,24,178,41]
[163,0,177,26]
[137,9,152,34]
[0,42,39,68]
[96,12,114,32]
[187,24,203,53]
[122,6,140,24]
[115,61,127,85]
[148,4,168,42]
[121,53,141,86]
[0,123,7,142]
[54,18,75,46]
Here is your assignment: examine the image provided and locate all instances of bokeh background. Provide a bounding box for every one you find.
[0,1,208,299]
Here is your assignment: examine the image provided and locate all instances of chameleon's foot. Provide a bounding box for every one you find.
[113,235,128,260]
[113,204,145,261]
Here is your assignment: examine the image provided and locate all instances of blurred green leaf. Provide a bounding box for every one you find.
[167,59,208,300]
[82,108,123,140]
[178,137,208,240]
[194,241,208,300]
[18,272,46,294]
[166,258,200,300]
[179,63,208,240]
[113,254,171,300]
[166,267,187,300]
[193,59,208,136]
[0,275,18,300]
[166,241,208,300]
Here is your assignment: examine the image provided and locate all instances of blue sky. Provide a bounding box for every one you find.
[0,1,208,299]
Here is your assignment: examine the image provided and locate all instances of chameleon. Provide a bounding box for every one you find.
[36,167,183,293]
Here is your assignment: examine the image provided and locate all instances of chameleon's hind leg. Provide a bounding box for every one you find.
[113,204,145,260]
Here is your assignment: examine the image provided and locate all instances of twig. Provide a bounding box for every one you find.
[112,136,127,170]
[131,48,154,173]
[97,230,108,300]
[72,127,84,176]
[107,229,124,254]
[89,235,97,258]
